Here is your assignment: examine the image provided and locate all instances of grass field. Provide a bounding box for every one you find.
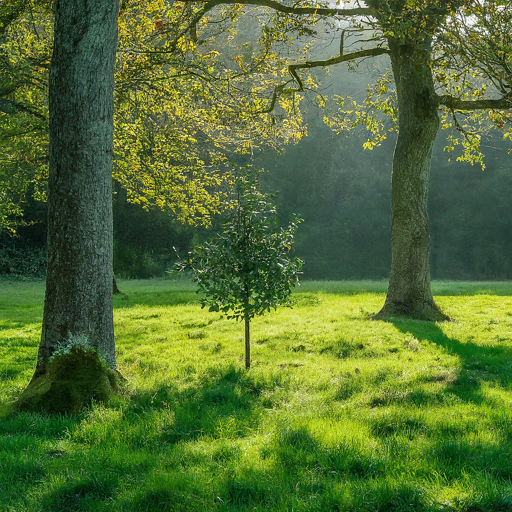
[2,278,512,511]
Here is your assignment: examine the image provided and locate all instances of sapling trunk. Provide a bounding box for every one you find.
[244,313,251,370]
[243,284,251,370]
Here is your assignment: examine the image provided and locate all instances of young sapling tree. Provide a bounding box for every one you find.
[175,173,303,369]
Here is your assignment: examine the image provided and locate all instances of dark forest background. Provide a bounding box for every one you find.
[1,63,511,281]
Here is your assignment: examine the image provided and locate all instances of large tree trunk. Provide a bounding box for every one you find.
[376,37,449,321]
[17,0,121,412]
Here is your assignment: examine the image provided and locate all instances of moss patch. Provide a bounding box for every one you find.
[15,347,122,413]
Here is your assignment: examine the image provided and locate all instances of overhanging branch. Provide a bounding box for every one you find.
[289,47,389,90]
[438,95,512,111]
[257,46,389,114]
[182,0,373,17]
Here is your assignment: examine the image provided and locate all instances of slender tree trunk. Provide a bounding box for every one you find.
[376,37,449,321]
[113,275,124,295]
[17,0,121,412]
[243,282,251,369]
[244,313,251,370]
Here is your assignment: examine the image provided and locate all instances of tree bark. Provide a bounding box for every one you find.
[376,37,449,321]
[31,0,120,376]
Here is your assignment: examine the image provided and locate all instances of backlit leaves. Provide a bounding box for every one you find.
[1,0,308,229]
[174,170,303,321]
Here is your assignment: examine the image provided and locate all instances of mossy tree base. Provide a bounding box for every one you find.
[15,348,123,414]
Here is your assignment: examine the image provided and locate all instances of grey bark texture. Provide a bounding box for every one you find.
[376,37,449,321]
[33,0,120,377]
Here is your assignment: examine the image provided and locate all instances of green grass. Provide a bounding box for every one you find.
[2,278,512,511]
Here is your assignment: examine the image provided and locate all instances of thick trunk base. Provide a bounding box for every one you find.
[375,299,450,322]
[15,348,123,414]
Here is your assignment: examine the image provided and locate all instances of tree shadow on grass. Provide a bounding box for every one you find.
[0,411,87,511]
[40,477,119,512]
[5,360,512,512]
[212,424,431,512]
[59,365,274,512]
[2,365,267,512]
[126,365,266,445]
[115,421,431,512]
[391,318,512,405]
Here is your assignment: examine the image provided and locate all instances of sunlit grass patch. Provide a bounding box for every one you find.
[2,279,512,510]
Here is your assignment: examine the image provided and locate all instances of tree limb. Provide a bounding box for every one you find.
[182,0,373,17]
[256,46,389,114]
[288,47,389,90]
[438,94,512,111]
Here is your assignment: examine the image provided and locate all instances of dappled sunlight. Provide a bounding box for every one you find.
[3,280,512,509]
[391,317,512,408]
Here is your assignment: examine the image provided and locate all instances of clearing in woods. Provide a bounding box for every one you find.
[1,279,512,511]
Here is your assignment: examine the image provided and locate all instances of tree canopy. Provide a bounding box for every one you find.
[0,0,307,230]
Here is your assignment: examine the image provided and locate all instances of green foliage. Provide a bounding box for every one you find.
[3,0,511,236]
[435,1,512,166]
[325,71,398,151]
[0,246,46,278]
[237,0,512,169]
[175,171,303,321]
[0,0,309,230]
[0,1,51,231]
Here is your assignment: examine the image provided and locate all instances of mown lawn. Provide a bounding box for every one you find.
[2,278,512,511]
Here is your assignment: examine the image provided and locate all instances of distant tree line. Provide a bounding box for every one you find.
[3,115,512,282]
[259,119,512,282]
